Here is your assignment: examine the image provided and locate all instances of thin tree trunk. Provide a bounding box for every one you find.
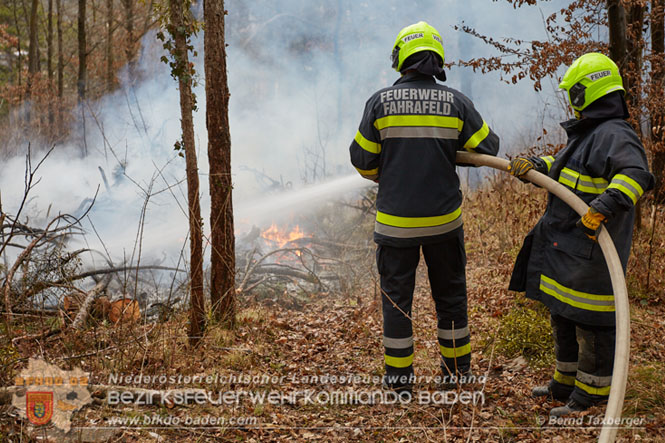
[77,0,87,100]
[651,0,665,203]
[27,0,39,98]
[204,0,236,325]
[607,0,627,65]
[47,0,53,81]
[169,0,205,345]
[625,4,644,119]
[56,0,63,127]
[625,3,645,229]
[12,0,22,87]
[47,0,54,129]
[123,0,135,82]
[106,0,114,90]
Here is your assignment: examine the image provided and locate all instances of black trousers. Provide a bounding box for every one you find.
[549,314,615,406]
[377,228,470,387]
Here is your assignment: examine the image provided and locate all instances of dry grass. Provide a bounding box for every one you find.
[2,173,665,441]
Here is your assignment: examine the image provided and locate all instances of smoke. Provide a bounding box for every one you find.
[0,0,566,266]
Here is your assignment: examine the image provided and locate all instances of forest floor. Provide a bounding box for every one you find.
[2,174,665,442]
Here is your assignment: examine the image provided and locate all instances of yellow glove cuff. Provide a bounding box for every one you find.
[581,207,606,231]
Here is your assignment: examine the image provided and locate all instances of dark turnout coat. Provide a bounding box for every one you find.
[509,113,654,326]
[349,72,499,247]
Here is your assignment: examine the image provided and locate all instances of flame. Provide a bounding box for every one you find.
[261,223,305,248]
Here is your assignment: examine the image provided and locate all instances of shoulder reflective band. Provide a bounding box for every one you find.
[607,174,644,205]
[439,343,471,358]
[463,121,490,152]
[355,167,378,180]
[559,167,608,194]
[540,274,615,312]
[541,155,555,172]
[384,353,413,368]
[354,130,381,154]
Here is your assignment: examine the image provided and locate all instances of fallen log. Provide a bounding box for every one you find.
[71,276,112,330]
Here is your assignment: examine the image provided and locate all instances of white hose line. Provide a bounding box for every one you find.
[456,152,628,443]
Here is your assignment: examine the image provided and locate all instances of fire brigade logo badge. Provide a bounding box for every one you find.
[12,359,92,433]
[26,391,54,425]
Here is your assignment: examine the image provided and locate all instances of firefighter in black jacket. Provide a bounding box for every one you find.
[349,21,499,393]
[508,53,654,415]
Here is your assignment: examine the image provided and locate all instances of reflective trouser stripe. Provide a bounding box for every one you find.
[438,326,469,340]
[554,370,576,386]
[385,354,414,368]
[463,121,490,151]
[577,370,612,387]
[383,336,413,349]
[355,167,378,180]
[439,343,471,359]
[375,208,462,239]
[608,174,644,205]
[540,274,615,312]
[556,360,578,373]
[354,130,381,154]
[575,379,611,396]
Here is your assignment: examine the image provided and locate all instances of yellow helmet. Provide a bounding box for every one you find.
[391,21,445,72]
[559,53,624,112]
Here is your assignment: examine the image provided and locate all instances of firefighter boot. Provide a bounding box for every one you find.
[532,385,551,397]
[549,398,588,417]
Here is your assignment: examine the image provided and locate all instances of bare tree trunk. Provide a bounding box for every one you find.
[47,0,53,81]
[607,0,627,66]
[77,0,87,101]
[47,0,54,130]
[651,0,665,203]
[624,3,646,229]
[56,0,63,127]
[27,0,39,97]
[12,0,22,87]
[204,0,236,325]
[106,0,114,90]
[123,0,135,82]
[625,3,644,120]
[169,0,205,345]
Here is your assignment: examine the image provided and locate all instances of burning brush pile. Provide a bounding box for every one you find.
[234,200,376,305]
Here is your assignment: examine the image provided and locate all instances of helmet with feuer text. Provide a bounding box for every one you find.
[559,52,625,115]
[391,21,445,72]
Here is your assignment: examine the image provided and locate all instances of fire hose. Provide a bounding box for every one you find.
[456,151,628,443]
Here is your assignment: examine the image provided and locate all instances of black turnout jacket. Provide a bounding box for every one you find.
[509,98,654,326]
[349,72,499,247]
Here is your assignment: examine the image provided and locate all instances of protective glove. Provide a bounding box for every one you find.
[507,158,536,179]
[576,207,607,241]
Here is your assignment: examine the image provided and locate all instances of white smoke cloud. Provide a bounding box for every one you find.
[0,0,567,266]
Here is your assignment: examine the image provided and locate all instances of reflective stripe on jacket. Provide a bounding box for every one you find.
[349,72,499,246]
[509,117,654,326]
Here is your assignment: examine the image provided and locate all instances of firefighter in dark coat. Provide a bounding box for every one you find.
[349,21,499,394]
[508,52,654,416]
